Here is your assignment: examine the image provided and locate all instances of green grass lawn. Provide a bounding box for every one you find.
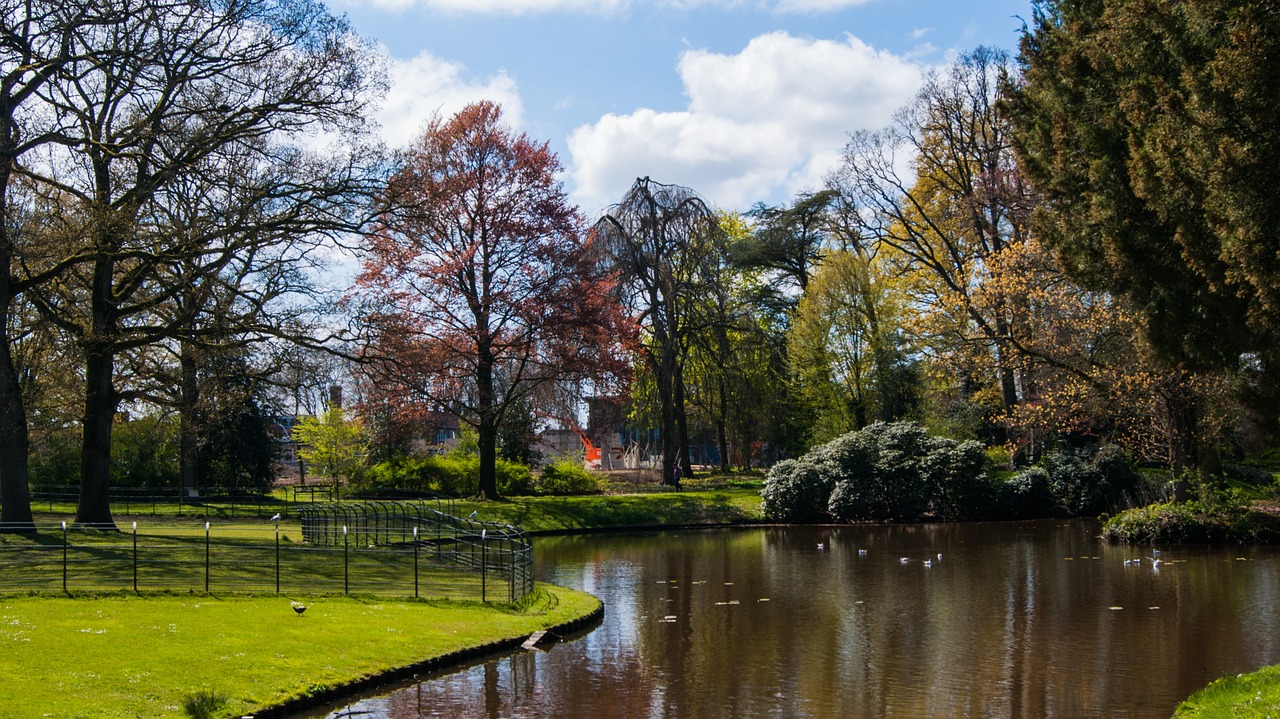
[0,585,598,719]
[1,521,516,601]
[450,485,765,533]
[0,487,761,717]
[1172,666,1280,718]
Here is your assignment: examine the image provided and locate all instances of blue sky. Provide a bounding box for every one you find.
[330,0,1034,215]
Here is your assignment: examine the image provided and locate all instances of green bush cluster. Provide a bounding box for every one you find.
[355,454,535,496]
[1101,495,1280,544]
[537,459,601,495]
[762,422,991,522]
[1043,444,1143,515]
[760,459,831,522]
[762,422,1147,523]
[992,466,1056,519]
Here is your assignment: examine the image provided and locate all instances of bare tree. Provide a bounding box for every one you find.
[595,177,721,487]
[0,1,122,529]
[829,48,1034,437]
[11,0,382,526]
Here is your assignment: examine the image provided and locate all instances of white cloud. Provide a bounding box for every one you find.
[566,31,923,214]
[375,48,524,150]
[771,0,877,12]
[340,0,872,14]
[343,0,626,13]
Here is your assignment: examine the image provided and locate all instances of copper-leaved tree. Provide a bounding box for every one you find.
[356,101,630,499]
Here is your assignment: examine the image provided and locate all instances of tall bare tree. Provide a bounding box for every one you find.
[12,0,381,526]
[595,178,721,487]
[829,47,1034,439]
[0,1,116,529]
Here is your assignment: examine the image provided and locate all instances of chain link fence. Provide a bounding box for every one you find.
[0,507,532,602]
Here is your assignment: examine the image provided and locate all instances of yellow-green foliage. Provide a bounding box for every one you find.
[0,585,598,719]
[357,454,534,496]
[538,460,600,495]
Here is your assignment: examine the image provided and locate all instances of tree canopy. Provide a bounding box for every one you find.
[356,101,630,499]
[1009,0,1280,380]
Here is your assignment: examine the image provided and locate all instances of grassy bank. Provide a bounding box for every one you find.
[1173,666,1280,718]
[0,487,759,717]
[450,485,766,533]
[0,585,598,719]
[1101,500,1280,544]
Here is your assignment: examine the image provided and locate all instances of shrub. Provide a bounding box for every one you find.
[30,428,81,487]
[1045,444,1141,516]
[828,422,933,521]
[926,439,994,521]
[1224,462,1274,487]
[1101,496,1280,544]
[495,458,536,496]
[111,414,181,488]
[180,689,227,719]
[538,459,600,495]
[994,467,1057,519]
[764,421,995,522]
[761,459,830,521]
[353,454,534,496]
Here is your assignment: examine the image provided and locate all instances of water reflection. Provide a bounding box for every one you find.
[308,522,1280,718]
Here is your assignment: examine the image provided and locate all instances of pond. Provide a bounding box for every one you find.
[308,521,1280,718]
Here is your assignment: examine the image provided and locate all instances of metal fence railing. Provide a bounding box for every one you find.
[21,485,453,519]
[297,502,534,602]
[0,514,531,603]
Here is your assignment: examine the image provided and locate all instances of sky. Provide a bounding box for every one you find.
[329,0,1035,217]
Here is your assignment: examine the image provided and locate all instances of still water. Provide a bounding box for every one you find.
[314,522,1280,718]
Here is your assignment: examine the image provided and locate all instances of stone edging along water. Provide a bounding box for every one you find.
[244,598,606,719]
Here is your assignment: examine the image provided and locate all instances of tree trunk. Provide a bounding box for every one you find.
[658,361,677,488]
[0,153,34,530]
[476,356,500,500]
[477,417,499,500]
[674,362,693,481]
[76,344,117,527]
[1164,376,1198,502]
[0,320,34,531]
[716,379,729,475]
[652,294,679,489]
[178,342,200,495]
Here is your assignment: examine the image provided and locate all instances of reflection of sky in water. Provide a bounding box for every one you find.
[309,523,1280,719]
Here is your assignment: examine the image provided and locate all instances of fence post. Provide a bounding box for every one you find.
[413,526,419,599]
[132,521,138,593]
[480,529,487,603]
[343,525,349,594]
[204,521,210,593]
[61,521,67,593]
[275,522,281,594]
